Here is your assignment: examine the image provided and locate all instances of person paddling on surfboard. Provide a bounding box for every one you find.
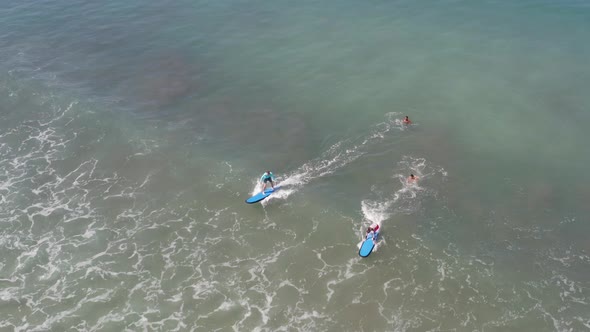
[260,171,276,194]
[366,223,380,240]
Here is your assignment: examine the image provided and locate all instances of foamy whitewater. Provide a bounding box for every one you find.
[1,0,590,331]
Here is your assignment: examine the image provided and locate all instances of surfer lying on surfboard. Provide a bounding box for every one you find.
[359,222,380,257]
[366,223,380,240]
[259,171,276,194]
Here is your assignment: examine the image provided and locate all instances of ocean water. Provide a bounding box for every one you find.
[1,0,590,331]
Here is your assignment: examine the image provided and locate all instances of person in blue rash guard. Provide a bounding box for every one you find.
[366,223,380,241]
[259,171,275,194]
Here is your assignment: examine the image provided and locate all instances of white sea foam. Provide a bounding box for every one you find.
[251,113,404,204]
[358,156,444,253]
[2,70,588,332]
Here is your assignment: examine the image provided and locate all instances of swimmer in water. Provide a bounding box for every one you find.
[402,116,411,125]
[407,173,418,183]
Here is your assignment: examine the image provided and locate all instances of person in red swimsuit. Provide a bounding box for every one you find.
[403,116,411,125]
[407,173,418,183]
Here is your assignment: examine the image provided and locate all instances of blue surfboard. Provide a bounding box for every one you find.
[245,186,281,204]
[359,231,378,257]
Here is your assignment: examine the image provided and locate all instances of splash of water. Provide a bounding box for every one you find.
[257,112,405,204]
[358,156,447,251]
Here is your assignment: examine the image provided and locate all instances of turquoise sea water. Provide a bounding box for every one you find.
[1,1,590,331]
